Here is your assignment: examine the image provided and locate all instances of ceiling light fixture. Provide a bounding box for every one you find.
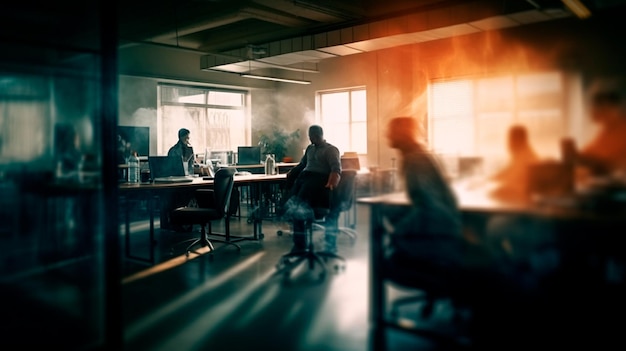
[241,73,311,84]
[253,59,319,73]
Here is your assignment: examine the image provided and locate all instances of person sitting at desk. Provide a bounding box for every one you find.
[282,125,341,252]
[168,128,196,174]
[575,76,626,177]
[382,116,464,267]
[161,128,197,231]
[488,124,539,204]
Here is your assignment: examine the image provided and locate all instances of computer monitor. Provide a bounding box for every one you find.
[148,156,186,178]
[237,146,261,165]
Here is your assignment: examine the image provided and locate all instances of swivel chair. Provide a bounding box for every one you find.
[274,174,352,281]
[277,169,358,244]
[327,169,358,242]
[169,167,240,257]
[372,236,476,350]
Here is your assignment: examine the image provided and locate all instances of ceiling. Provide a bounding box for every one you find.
[117,0,625,77]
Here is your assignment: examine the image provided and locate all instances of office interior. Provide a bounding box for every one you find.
[2,0,626,349]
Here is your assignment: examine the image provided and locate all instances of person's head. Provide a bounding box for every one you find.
[588,77,626,125]
[386,117,419,150]
[308,125,324,145]
[507,124,529,154]
[178,128,191,145]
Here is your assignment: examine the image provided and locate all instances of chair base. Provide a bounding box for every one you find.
[274,219,346,281]
[171,232,215,258]
[277,222,357,244]
[274,245,346,281]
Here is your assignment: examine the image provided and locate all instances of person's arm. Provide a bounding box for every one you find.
[324,145,342,189]
[288,145,309,177]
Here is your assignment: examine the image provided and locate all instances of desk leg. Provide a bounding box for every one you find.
[121,192,156,265]
[369,203,386,351]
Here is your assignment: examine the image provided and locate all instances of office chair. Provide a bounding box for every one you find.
[372,235,479,350]
[169,167,240,257]
[276,169,358,244]
[274,178,350,281]
[327,169,358,242]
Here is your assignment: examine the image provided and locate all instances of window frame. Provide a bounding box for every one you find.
[316,86,367,156]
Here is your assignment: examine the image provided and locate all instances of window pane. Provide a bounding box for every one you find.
[351,121,367,154]
[158,84,248,157]
[431,80,473,117]
[431,117,474,156]
[160,85,206,104]
[477,76,514,112]
[208,91,243,107]
[319,88,367,155]
[321,92,350,123]
[351,90,367,122]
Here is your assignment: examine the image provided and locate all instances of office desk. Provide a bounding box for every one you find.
[229,162,298,174]
[119,173,286,263]
[358,183,626,351]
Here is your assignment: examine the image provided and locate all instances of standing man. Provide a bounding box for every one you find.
[283,125,342,251]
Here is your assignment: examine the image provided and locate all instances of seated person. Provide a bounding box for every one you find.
[485,125,559,282]
[282,125,341,252]
[488,124,540,204]
[161,128,197,231]
[575,76,626,177]
[382,116,465,267]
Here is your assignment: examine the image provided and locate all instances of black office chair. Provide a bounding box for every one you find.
[169,167,240,257]
[277,169,358,244]
[327,169,358,242]
[368,231,478,350]
[274,173,356,281]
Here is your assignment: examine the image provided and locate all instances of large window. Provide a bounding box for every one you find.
[317,87,367,155]
[157,84,249,155]
[429,72,568,172]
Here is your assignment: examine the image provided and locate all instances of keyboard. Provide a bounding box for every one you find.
[153,176,195,183]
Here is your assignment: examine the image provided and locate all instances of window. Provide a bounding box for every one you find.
[429,72,567,169]
[157,84,249,155]
[317,87,367,155]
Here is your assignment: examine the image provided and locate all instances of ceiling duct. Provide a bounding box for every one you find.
[202,2,572,75]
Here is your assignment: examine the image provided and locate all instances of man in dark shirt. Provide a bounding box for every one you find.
[283,125,341,251]
[161,128,196,231]
[167,128,195,175]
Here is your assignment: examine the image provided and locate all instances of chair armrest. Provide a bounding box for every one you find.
[195,189,216,208]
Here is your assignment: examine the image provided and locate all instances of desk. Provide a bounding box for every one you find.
[229,162,298,174]
[119,173,286,263]
[358,183,626,350]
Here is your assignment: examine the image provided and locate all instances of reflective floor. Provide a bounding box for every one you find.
[120,204,454,351]
[120,201,626,351]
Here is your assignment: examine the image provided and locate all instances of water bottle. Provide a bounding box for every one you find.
[264,154,276,175]
[128,152,140,183]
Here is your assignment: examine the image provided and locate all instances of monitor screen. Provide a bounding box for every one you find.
[237,146,261,165]
[148,156,186,178]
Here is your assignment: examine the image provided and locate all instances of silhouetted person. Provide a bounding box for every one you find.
[489,124,539,203]
[282,125,341,252]
[168,128,196,175]
[383,116,463,265]
[161,128,196,231]
[576,76,626,176]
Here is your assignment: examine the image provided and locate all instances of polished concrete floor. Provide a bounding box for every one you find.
[120,200,626,351]
[120,203,465,351]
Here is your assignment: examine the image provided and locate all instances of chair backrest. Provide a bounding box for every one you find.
[331,169,358,213]
[213,167,236,216]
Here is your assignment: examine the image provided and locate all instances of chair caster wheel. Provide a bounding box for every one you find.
[259,233,265,239]
[277,230,283,236]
